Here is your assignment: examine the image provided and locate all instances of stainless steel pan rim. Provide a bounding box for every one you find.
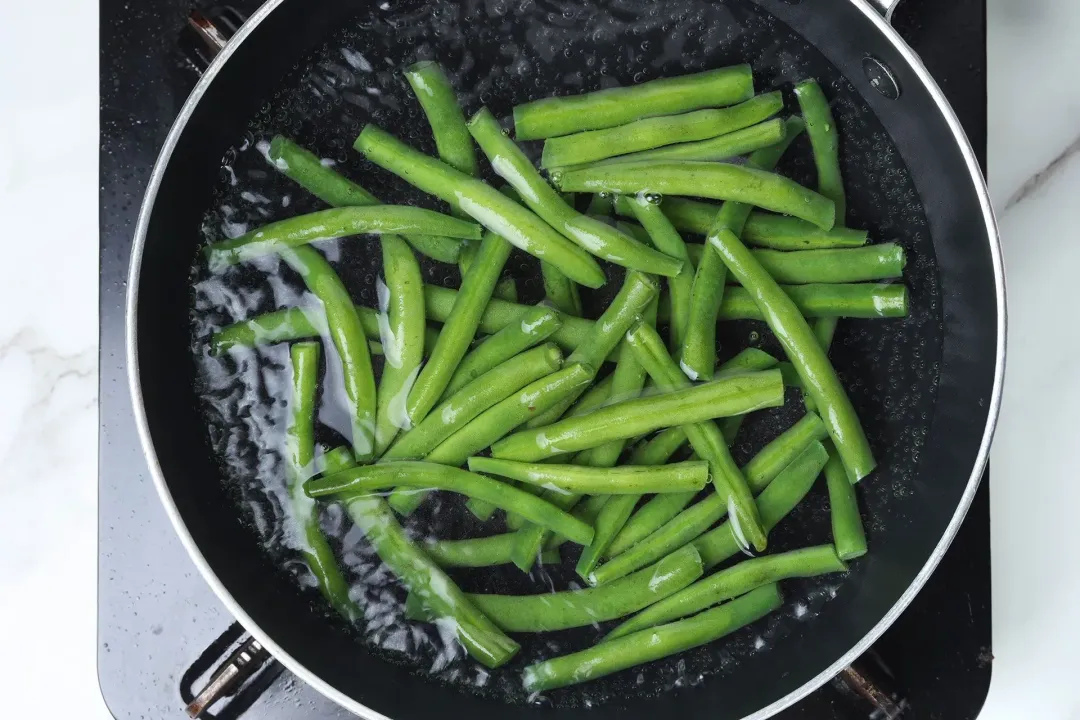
[124,0,1006,717]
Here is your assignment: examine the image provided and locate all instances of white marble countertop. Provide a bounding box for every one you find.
[1,0,1078,716]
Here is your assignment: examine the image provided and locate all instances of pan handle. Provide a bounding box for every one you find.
[864,0,901,23]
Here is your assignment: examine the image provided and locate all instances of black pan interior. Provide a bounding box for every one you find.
[135,0,998,716]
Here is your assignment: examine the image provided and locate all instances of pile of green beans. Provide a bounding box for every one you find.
[200,63,899,691]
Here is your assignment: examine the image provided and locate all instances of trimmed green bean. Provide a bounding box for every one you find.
[795,79,846,222]
[742,412,829,485]
[616,196,868,249]
[682,243,904,285]
[742,245,905,284]
[555,161,835,230]
[281,247,376,461]
[590,424,828,585]
[373,235,426,455]
[513,65,754,141]
[521,583,782,692]
[426,363,595,466]
[543,493,612,553]
[423,534,560,568]
[308,462,594,545]
[678,116,804,381]
[342,495,518,668]
[607,545,845,639]
[205,206,480,268]
[525,271,659,429]
[824,441,868,560]
[720,283,907,320]
[469,108,683,276]
[693,441,828,569]
[492,370,784,462]
[404,61,478,178]
[413,545,703,633]
[541,92,783,169]
[597,117,787,166]
[355,125,606,288]
[385,343,563,461]
[266,136,464,263]
[605,350,781,558]
[208,281,906,357]
[442,306,562,399]
[541,261,582,315]
[586,193,614,216]
[468,457,709,495]
[625,322,767,551]
[627,195,694,350]
[286,343,359,621]
[406,231,512,426]
[708,225,875,481]
[743,213,868,249]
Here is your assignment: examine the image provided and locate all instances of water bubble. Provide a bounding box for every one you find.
[645,192,663,205]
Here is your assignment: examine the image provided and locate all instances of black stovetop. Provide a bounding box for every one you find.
[99,1,991,717]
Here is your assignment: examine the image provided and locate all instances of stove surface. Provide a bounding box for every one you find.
[99,0,990,717]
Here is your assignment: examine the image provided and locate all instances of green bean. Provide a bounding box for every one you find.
[280,247,376,460]
[742,412,829,486]
[385,343,563,462]
[342,495,518,667]
[681,243,905,285]
[355,125,606,288]
[590,424,828,585]
[540,92,783,169]
[542,494,611,553]
[605,349,781,558]
[508,488,581,571]
[441,306,562,399]
[267,136,464,264]
[404,61,478,179]
[469,108,683,277]
[308,461,594,545]
[209,279,906,359]
[492,370,784,462]
[412,545,703,633]
[422,534,560,568]
[744,245,905,284]
[795,79,846,222]
[426,363,595,466]
[824,441,868,560]
[742,213,868,250]
[615,195,869,249]
[285,343,359,621]
[596,117,787,166]
[555,160,834,230]
[467,457,709,495]
[315,445,356,476]
[607,545,845,640]
[372,235,426,455]
[541,261,583,315]
[720,283,907,320]
[627,195,694,350]
[624,322,767,551]
[693,441,828,570]
[678,116,805,381]
[524,271,659,429]
[708,226,875,481]
[205,206,480,269]
[513,65,754,141]
[406,231,513,426]
[521,583,782,692]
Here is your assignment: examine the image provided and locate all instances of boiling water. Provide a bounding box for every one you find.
[189,0,942,706]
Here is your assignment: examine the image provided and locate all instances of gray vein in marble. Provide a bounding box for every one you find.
[1005,130,1080,211]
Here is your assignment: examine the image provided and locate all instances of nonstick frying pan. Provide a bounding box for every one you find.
[127,0,1005,716]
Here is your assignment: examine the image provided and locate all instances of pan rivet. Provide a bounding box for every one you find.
[863,56,900,99]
